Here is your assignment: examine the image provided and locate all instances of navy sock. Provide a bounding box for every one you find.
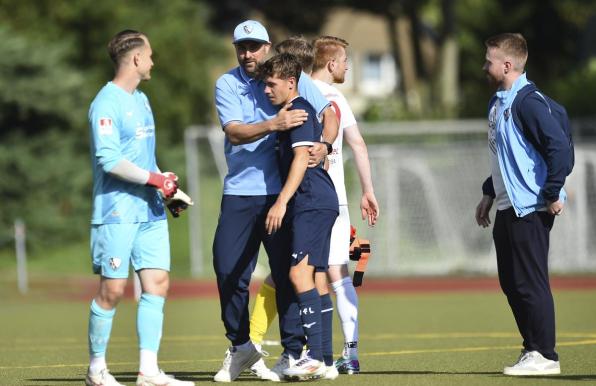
[297,288,323,361]
[320,293,334,366]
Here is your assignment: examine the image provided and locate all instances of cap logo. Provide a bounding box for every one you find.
[243,25,253,34]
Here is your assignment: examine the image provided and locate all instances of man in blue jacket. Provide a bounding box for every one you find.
[475,33,570,376]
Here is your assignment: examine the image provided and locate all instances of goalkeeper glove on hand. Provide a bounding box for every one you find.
[166,188,194,217]
[348,225,372,287]
[147,171,178,199]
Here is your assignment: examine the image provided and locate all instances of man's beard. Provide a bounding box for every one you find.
[242,60,258,75]
[333,72,345,84]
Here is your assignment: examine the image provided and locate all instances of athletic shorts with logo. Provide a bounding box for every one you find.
[290,209,338,272]
[90,220,170,278]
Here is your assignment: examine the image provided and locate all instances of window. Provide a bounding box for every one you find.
[363,53,382,82]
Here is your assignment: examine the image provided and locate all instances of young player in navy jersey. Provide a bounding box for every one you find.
[260,53,339,380]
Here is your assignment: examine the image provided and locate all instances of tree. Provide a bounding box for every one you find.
[0,0,230,250]
[204,0,333,42]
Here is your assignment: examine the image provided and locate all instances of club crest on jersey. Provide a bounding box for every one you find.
[109,257,121,270]
[243,25,253,34]
[98,118,113,135]
[504,108,511,121]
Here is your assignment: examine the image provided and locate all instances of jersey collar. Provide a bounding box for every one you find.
[238,66,256,84]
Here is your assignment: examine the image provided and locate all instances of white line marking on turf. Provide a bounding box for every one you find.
[363,339,596,357]
[360,332,596,340]
[6,331,595,346]
[3,339,596,371]
[0,358,221,370]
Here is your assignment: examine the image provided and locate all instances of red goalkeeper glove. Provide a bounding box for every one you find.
[147,171,178,199]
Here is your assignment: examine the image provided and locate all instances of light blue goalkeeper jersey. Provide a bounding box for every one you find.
[89,82,166,224]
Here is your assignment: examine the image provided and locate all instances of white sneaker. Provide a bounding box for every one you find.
[249,345,280,382]
[85,368,125,386]
[282,356,326,381]
[324,365,339,380]
[249,358,280,381]
[503,350,561,376]
[271,352,296,380]
[214,344,261,382]
[136,370,195,386]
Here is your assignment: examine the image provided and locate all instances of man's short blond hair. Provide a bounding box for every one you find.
[312,36,349,72]
[485,33,528,71]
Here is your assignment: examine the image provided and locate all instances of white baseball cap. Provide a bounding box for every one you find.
[233,20,270,44]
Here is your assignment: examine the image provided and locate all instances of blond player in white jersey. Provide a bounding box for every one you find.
[310,35,379,374]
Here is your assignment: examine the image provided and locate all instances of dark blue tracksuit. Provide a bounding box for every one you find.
[212,194,304,358]
[482,76,571,361]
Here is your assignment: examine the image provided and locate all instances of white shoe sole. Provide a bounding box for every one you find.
[503,367,561,376]
[285,373,325,382]
[284,368,326,381]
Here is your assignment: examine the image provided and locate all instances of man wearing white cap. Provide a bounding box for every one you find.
[211,20,338,382]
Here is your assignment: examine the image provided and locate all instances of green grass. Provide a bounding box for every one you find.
[1,289,595,385]
[0,175,223,280]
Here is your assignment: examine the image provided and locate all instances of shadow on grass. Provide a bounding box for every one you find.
[27,371,265,384]
[361,370,501,375]
[361,370,596,381]
[28,371,596,384]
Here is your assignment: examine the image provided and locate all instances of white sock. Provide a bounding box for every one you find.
[343,341,359,359]
[139,349,159,376]
[89,355,107,374]
[331,276,359,348]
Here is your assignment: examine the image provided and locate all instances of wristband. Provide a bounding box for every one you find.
[322,141,333,155]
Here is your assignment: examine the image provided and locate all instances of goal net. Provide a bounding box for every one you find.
[185,120,596,277]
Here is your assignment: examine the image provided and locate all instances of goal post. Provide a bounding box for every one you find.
[185,120,596,278]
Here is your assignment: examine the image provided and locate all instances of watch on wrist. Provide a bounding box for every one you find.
[323,141,333,155]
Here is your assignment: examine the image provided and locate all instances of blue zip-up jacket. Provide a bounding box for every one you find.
[482,73,569,217]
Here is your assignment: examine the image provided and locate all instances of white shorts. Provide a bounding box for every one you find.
[328,205,350,266]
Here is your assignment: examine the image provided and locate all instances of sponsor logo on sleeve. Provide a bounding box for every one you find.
[98,118,113,135]
[135,125,155,139]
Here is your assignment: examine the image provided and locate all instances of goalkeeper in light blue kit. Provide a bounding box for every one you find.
[86,30,193,386]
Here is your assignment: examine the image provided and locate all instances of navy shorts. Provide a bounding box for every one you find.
[290,209,338,272]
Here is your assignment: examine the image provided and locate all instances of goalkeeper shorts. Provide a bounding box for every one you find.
[90,220,171,279]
